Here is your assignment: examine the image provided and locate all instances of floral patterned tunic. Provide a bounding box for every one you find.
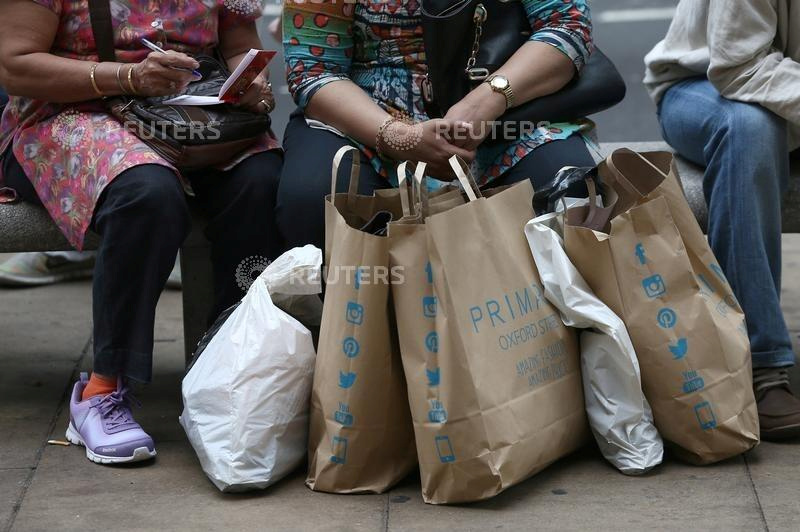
[0,0,279,250]
[283,0,594,186]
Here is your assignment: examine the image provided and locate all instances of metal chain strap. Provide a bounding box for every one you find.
[465,4,489,80]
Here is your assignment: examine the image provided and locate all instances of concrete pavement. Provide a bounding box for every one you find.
[1,237,800,531]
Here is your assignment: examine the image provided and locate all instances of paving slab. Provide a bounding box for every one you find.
[11,438,387,532]
[0,471,28,531]
[746,443,800,532]
[385,449,764,532]
[0,282,91,468]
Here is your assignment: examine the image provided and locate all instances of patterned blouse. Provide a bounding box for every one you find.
[283,0,594,185]
[0,0,279,250]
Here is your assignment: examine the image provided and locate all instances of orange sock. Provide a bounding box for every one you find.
[82,373,117,401]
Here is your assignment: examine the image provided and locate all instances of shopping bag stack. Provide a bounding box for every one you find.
[389,158,589,504]
[562,148,759,464]
[306,146,417,494]
[525,210,664,475]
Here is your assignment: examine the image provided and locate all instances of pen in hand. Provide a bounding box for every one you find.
[141,38,202,78]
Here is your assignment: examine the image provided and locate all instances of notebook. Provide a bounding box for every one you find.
[163,49,276,106]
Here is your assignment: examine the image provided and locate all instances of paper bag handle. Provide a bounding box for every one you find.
[448,155,482,202]
[397,161,427,218]
[331,146,362,210]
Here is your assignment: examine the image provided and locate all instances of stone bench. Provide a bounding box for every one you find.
[0,201,213,362]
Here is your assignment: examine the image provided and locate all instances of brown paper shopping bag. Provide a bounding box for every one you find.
[564,148,759,464]
[306,147,416,493]
[390,157,588,504]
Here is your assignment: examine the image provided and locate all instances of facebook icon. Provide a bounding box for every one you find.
[635,243,647,265]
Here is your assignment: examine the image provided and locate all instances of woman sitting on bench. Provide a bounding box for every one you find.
[0,0,283,465]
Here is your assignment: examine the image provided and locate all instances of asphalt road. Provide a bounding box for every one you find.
[258,0,679,145]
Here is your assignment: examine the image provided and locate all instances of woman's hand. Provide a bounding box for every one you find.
[234,73,275,114]
[443,83,507,151]
[131,51,201,97]
[383,119,476,180]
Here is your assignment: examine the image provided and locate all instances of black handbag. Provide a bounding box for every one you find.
[88,0,271,170]
[420,0,626,140]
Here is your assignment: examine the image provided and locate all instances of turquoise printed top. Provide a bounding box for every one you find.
[283,0,595,185]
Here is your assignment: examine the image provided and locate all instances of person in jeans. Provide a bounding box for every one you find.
[645,0,800,440]
[0,0,282,464]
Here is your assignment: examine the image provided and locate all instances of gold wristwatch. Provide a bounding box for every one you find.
[485,74,514,110]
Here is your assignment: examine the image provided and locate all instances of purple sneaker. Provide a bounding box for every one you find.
[65,373,156,464]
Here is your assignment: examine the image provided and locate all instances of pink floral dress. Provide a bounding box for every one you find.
[0,0,279,250]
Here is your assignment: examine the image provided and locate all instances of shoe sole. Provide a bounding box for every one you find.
[761,423,800,441]
[0,268,94,287]
[66,423,156,464]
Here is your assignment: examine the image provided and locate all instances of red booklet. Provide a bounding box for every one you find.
[219,49,277,103]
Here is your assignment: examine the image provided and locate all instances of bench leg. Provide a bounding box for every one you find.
[180,243,214,365]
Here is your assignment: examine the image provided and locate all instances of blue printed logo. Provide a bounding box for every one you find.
[635,243,647,265]
[697,274,715,295]
[334,403,353,426]
[694,401,717,430]
[642,274,667,298]
[657,308,678,329]
[354,267,363,290]
[710,263,727,285]
[682,371,705,394]
[724,294,738,310]
[330,436,348,464]
[342,337,360,358]
[426,367,440,387]
[669,338,688,360]
[425,261,433,284]
[716,300,729,317]
[428,400,447,423]
[422,296,437,318]
[425,332,439,353]
[345,301,364,325]
[435,435,455,463]
[339,371,357,389]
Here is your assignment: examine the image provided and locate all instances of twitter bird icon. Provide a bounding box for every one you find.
[669,338,688,359]
[339,371,357,389]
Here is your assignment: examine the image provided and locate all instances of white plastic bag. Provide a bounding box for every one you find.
[179,245,320,492]
[524,212,663,475]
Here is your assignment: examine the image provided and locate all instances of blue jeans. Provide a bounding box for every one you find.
[659,78,795,368]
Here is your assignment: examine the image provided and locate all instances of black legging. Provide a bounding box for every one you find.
[2,149,283,383]
[276,110,595,250]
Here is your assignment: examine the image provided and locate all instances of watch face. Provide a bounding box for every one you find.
[491,76,509,90]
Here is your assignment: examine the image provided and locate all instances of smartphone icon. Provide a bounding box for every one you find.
[694,401,717,430]
[331,436,347,464]
[435,435,455,463]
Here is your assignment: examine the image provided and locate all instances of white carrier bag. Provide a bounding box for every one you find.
[179,245,320,492]
[525,210,663,474]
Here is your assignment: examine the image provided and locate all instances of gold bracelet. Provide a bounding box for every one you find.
[89,63,104,97]
[116,64,128,94]
[126,65,138,95]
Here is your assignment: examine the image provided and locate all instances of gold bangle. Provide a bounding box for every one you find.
[89,63,104,97]
[126,65,138,95]
[116,64,128,94]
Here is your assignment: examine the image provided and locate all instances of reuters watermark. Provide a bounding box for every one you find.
[436,120,553,142]
[122,120,221,142]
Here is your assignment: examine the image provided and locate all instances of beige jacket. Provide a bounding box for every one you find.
[644,0,800,149]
